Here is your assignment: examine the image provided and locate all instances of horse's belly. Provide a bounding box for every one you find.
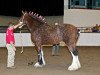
[42,37,62,45]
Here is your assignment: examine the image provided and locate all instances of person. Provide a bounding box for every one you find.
[6,22,20,69]
[52,44,60,56]
[52,23,60,56]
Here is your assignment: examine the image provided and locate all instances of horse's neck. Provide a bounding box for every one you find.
[27,20,44,32]
[42,24,57,31]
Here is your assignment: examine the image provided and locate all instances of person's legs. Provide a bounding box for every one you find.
[52,44,59,56]
[55,44,59,55]
[52,44,56,55]
[6,44,15,68]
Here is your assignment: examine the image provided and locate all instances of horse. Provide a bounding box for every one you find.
[18,11,81,71]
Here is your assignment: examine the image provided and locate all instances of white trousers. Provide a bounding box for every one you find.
[6,44,15,67]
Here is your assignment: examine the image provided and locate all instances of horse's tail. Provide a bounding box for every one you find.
[76,29,80,42]
[77,29,80,38]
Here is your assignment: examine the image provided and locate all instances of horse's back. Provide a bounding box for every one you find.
[59,23,77,34]
[59,23,79,45]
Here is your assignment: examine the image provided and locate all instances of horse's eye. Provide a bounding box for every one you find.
[19,19,21,22]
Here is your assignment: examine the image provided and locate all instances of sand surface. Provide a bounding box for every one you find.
[0,46,100,75]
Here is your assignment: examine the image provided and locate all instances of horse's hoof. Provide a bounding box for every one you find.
[68,65,81,71]
[68,66,78,71]
[34,62,43,68]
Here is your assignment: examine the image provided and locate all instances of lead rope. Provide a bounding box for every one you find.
[20,30,24,53]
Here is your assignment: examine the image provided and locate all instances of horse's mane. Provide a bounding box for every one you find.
[28,11,47,24]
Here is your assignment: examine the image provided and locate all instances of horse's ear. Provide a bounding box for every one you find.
[22,10,28,14]
[25,11,28,13]
[22,10,25,14]
[31,12,33,15]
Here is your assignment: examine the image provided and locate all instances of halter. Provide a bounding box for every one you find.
[19,13,26,28]
[20,29,23,53]
[19,13,26,53]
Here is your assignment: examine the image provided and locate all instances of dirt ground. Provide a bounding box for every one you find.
[0,46,100,75]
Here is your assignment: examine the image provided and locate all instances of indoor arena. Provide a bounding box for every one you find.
[0,0,100,75]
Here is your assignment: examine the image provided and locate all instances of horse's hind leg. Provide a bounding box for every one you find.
[34,46,46,67]
[67,45,81,71]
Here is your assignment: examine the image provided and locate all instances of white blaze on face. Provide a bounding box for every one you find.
[19,22,24,28]
[19,22,23,25]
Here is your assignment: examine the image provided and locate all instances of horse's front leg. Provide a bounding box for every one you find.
[34,46,46,67]
[68,46,81,71]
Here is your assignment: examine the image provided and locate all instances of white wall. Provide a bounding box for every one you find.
[64,0,68,9]
[1,33,100,47]
[0,33,33,47]
[60,33,100,46]
[64,0,100,27]
[64,9,100,27]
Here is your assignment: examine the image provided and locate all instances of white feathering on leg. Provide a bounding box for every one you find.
[34,50,46,67]
[34,62,43,67]
[68,52,81,71]
[41,50,46,65]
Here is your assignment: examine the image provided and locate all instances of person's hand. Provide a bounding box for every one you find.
[13,47,16,51]
[10,42,16,51]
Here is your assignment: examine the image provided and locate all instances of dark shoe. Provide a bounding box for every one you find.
[28,62,34,66]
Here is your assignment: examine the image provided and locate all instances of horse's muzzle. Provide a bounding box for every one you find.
[18,22,25,29]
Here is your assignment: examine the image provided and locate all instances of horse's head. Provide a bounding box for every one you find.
[18,11,28,28]
[18,11,47,29]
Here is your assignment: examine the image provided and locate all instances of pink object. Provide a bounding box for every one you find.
[6,28,15,44]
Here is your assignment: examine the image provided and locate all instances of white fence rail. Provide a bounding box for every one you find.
[0,33,100,47]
